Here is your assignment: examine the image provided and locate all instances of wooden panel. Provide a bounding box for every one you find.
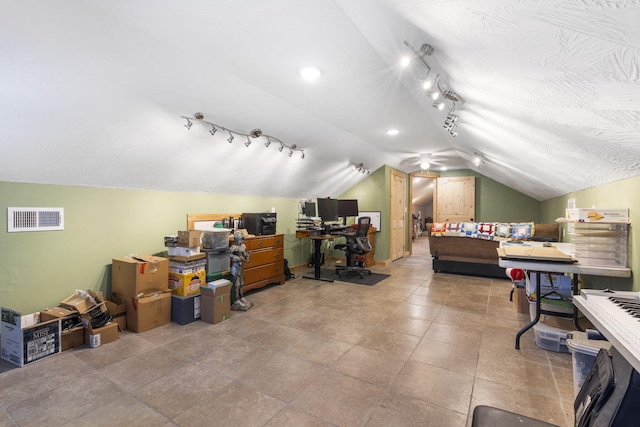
[245,247,283,268]
[187,213,242,230]
[435,177,475,223]
[390,169,406,261]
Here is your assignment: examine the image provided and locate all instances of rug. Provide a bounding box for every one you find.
[311,269,390,286]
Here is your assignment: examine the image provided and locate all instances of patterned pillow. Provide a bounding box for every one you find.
[461,222,478,238]
[445,222,462,236]
[431,222,447,237]
[512,222,535,239]
[477,222,496,240]
[495,223,512,238]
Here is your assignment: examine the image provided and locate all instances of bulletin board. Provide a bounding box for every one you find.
[357,211,381,232]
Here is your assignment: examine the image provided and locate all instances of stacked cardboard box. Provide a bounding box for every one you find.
[111,255,171,332]
[200,279,232,324]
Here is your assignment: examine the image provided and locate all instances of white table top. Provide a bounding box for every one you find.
[498,241,631,277]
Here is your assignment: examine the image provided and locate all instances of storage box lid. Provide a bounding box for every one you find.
[567,331,611,356]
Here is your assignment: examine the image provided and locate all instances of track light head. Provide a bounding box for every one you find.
[209,126,217,136]
[301,152,305,159]
[227,134,234,143]
[184,119,192,130]
[278,143,284,152]
[244,138,252,147]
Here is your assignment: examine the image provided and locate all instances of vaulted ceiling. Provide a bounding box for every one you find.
[2,1,639,201]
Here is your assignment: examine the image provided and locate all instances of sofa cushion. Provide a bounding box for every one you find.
[445,222,462,236]
[431,222,447,236]
[512,222,535,239]
[477,222,496,240]
[461,222,478,238]
[495,223,512,238]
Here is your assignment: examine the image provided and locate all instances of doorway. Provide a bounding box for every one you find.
[409,173,437,254]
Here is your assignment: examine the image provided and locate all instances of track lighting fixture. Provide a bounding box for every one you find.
[402,41,464,135]
[181,113,305,159]
[353,162,370,175]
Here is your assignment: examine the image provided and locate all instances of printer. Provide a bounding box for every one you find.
[241,212,277,236]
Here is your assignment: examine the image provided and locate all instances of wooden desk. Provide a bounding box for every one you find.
[302,234,336,282]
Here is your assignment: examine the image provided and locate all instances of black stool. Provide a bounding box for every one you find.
[471,405,559,427]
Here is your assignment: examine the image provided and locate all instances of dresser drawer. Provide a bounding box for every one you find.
[244,262,283,284]
[246,234,283,250]
[245,247,283,268]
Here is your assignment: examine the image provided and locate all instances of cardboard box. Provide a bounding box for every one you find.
[60,292,98,314]
[171,293,201,325]
[40,306,77,322]
[111,255,169,297]
[169,269,206,296]
[105,297,127,331]
[118,291,172,333]
[566,208,629,223]
[40,307,85,351]
[178,230,201,240]
[200,279,232,324]
[84,322,119,348]
[62,326,85,351]
[169,253,206,263]
[168,247,200,257]
[177,230,201,248]
[1,308,61,367]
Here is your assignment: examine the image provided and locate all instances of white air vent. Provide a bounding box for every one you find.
[7,207,64,232]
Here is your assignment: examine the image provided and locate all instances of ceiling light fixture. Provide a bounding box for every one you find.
[473,153,483,167]
[402,41,464,136]
[353,162,370,175]
[386,128,400,136]
[181,113,305,159]
[299,66,322,82]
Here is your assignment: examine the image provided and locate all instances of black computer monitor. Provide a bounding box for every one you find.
[337,199,359,225]
[303,201,316,217]
[317,198,338,223]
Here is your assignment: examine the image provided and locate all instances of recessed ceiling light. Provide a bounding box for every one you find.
[440,166,448,171]
[386,129,399,136]
[299,66,322,82]
[400,56,411,67]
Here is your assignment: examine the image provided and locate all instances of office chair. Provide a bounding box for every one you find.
[335,216,372,278]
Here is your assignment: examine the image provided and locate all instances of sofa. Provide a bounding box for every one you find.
[428,222,560,279]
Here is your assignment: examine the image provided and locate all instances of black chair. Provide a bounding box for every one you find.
[335,216,372,278]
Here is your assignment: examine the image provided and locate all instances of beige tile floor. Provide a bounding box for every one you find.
[0,237,575,426]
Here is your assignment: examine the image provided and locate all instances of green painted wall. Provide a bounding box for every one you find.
[438,169,542,222]
[541,176,639,291]
[0,182,303,313]
[338,165,390,261]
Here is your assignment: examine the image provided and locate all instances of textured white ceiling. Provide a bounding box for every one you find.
[1,0,638,201]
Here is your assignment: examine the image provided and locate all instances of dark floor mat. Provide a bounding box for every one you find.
[306,269,390,286]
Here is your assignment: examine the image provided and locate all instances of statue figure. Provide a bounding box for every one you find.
[229,231,253,311]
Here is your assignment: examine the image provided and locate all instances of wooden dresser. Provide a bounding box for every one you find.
[243,234,285,292]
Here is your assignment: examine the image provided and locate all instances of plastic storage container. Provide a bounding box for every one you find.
[566,222,629,267]
[566,331,611,397]
[201,228,231,250]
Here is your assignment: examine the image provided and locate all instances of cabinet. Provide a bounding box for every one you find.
[363,228,376,267]
[243,234,285,292]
